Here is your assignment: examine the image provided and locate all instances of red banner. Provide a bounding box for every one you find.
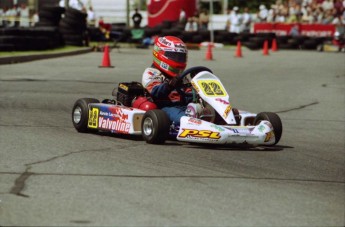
[147,0,196,28]
[254,23,336,37]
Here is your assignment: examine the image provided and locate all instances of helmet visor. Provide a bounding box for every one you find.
[165,51,187,63]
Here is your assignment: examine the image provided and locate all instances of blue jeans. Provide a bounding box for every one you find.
[161,106,186,125]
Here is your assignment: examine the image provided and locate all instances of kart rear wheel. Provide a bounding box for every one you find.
[142,109,170,144]
[72,98,100,133]
[254,112,283,145]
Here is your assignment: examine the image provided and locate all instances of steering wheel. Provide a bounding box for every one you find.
[177,66,213,80]
[175,66,213,98]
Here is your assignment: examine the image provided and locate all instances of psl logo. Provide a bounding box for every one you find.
[179,129,221,139]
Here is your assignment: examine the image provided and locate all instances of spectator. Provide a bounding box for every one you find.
[241,7,252,33]
[267,4,277,22]
[19,3,29,27]
[198,9,209,30]
[322,0,334,11]
[179,7,187,25]
[87,6,96,26]
[258,4,268,21]
[301,7,314,23]
[275,10,287,22]
[13,4,20,27]
[289,24,300,36]
[69,0,83,10]
[5,5,17,27]
[287,3,300,23]
[225,9,231,31]
[31,10,39,27]
[314,6,325,23]
[322,9,335,23]
[229,6,242,33]
[59,0,65,7]
[98,17,111,40]
[132,8,142,28]
[0,7,4,27]
[185,17,198,32]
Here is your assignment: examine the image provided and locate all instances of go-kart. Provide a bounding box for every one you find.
[317,31,345,53]
[72,66,282,146]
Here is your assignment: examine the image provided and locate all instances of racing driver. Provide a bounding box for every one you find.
[142,36,190,125]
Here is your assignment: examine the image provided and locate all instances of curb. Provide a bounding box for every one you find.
[0,48,93,65]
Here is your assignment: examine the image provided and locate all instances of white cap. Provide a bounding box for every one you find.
[259,4,266,10]
[233,6,239,11]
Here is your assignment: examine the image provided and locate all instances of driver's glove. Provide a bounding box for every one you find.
[168,77,182,90]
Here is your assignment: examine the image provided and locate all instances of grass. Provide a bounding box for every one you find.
[0,45,90,57]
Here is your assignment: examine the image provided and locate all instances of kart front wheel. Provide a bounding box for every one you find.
[142,109,170,144]
[72,98,100,133]
[254,112,283,145]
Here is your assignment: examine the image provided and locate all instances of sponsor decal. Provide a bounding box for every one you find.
[223,105,232,118]
[89,106,131,133]
[88,108,99,128]
[188,118,202,125]
[119,83,128,91]
[230,128,239,133]
[160,61,169,70]
[174,43,186,49]
[228,127,250,134]
[160,37,172,46]
[210,124,225,132]
[258,125,266,132]
[191,81,200,93]
[197,80,226,97]
[215,98,230,105]
[264,131,275,142]
[98,117,130,133]
[179,129,221,139]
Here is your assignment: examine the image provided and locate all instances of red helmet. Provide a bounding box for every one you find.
[152,36,187,77]
[132,96,157,111]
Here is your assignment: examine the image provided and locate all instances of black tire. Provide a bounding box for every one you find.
[248,36,266,47]
[65,8,87,21]
[254,112,283,145]
[72,98,100,133]
[301,39,318,50]
[242,41,260,50]
[142,109,170,144]
[0,43,15,51]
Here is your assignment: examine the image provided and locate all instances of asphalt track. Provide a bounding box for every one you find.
[0,47,344,226]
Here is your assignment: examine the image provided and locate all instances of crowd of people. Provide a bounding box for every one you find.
[255,0,344,24]
[0,3,32,28]
[182,0,345,34]
[1,0,344,34]
[182,9,210,32]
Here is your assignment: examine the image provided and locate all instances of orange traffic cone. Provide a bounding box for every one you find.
[271,38,278,52]
[235,41,242,58]
[262,40,269,56]
[205,43,213,60]
[99,45,114,68]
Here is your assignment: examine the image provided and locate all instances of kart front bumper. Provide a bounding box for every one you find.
[176,116,275,146]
